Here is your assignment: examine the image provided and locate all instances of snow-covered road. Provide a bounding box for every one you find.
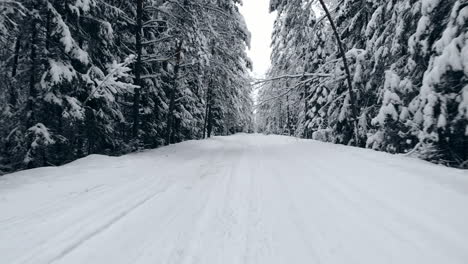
[1,134,468,264]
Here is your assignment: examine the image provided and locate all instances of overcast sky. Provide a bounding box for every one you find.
[239,0,276,78]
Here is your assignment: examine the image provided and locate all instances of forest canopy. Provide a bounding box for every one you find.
[0,0,254,173]
[258,0,468,168]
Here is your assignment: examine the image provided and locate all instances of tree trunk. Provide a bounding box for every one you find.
[132,0,144,139]
[203,74,214,138]
[303,80,309,138]
[286,94,291,136]
[206,104,213,138]
[317,0,359,144]
[203,104,208,139]
[9,36,21,106]
[203,100,209,139]
[45,10,51,55]
[11,37,21,78]
[27,17,39,129]
[165,40,183,145]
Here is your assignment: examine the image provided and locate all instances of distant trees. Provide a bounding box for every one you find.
[0,0,253,174]
[258,0,468,167]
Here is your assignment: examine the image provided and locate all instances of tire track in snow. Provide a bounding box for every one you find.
[48,184,171,263]
[273,143,468,264]
[257,143,323,264]
[58,142,227,264]
[12,175,170,264]
[11,149,215,264]
[176,142,252,264]
[2,134,468,264]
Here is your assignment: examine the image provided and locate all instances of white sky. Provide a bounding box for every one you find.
[239,0,276,78]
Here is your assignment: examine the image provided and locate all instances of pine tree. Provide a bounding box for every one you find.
[0,0,254,173]
[260,0,468,167]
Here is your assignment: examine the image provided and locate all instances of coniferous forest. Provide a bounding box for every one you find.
[0,0,253,173]
[1,0,468,173]
[258,0,468,168]
[1,1,468,262]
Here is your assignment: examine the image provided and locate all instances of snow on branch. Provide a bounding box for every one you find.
[253,73,334,86]
[84,55,138,105]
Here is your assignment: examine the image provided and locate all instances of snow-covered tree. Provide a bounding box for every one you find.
[259,0,468,167]
[0,0,253,173]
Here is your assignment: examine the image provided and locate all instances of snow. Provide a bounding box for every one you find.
[415,1,468,134]
[372,73,402,126]
[27,123,55,148]
[73,0,95,13]
[48,3,90,65]
[399,106,410,121]
[87,55,138,103]
[1,134,468,264]
[437,113,447,128]
[459,85,468,120]
[64,96,84,120]
[44,92,64,106]
[421,0,441,14]
[366,130,385,149]
[24,123,55,164]
[365,5,383,37]
[48,60,76,85]
[409,15,431,55]
[422,92,438,131]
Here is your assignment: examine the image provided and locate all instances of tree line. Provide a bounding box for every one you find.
[0,0,254,174]
[258,0,468,168]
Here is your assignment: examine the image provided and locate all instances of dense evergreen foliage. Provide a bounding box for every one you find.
[258,0,468,167]
[0,0,253,174]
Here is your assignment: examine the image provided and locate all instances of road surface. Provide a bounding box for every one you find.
[1,134,467,263]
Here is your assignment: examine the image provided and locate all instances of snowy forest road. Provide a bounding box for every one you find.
[1,134,468,264]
